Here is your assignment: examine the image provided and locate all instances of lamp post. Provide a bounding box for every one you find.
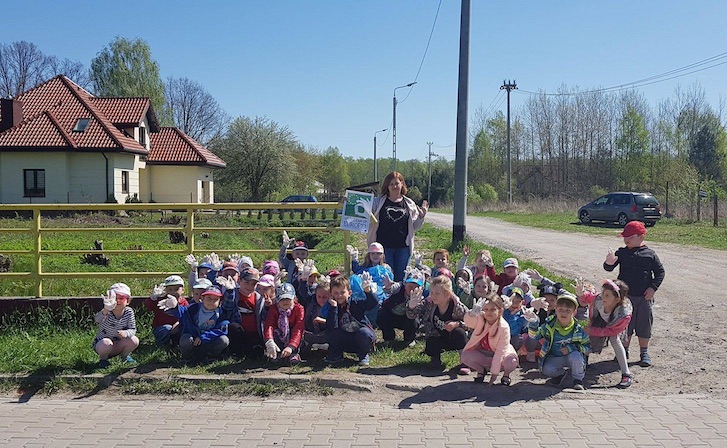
[392,82,417,171]
[373,128,387,182]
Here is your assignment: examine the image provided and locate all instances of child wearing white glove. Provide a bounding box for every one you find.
[461,295,519,385]
[279,231,310,283]
[263,283,305,365]
[377,268,423,348]
[93,283,139,368]
[145,275,190,347]
[350,242,393,328]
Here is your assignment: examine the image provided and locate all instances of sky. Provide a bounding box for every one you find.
[3,1,727,163]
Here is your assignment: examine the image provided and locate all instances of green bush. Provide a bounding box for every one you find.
[475,183,498,203]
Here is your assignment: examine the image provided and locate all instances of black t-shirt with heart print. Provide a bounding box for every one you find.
[376,197,409,248]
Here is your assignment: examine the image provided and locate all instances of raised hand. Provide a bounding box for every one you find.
[355,197,373,215]
[383,274,393,292]
[300,259,315,281]
[102,290,116,312]
[525,268,542,282]
[207,252,222,271]
[605,246,618,265]
[265,339,280,359]
[530,297,548,312]
[489,281,498,294]
[462,245,470,257]
[216,275,236,291]
[408,286,424,309]
[469,297,486,316]
[421,200,429,215]
[274,270,287,287]
[361,271,377,293]
[150,283,166,300]
[294,258,304,272]
[413,251,423,267]
[522,307,540,323]
[282,230,292,249]
[457,277,471,295]
[574,277,586,297]
[346,245,359,261]
[157,295,178,311]
[482,254,494,268]
[185,254,198,268]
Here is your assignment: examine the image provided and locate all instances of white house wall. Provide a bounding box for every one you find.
[67,154,107,202]
[111,153,141,203]
[0,152,70,203]
[146,166,216,203]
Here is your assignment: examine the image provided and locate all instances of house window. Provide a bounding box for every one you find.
[138,127,146,146]
[121,171,129,194]
[73,118,90,132]
[24,169,45,197]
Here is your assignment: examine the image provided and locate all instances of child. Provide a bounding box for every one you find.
[527,269,587,325]
[279,231,309,283]
[457,274,494,310]
[349,242,394,326]
[577,278,634,388]
[298,275,332,352]
[378,268,424,348]
[158,286,230,362]
[457,245,495,280]
[503,273,535,306]
[453,268,474,308]
[94,283,139,368]
[262,260,280,277]
[604,220,665,367]
[490,258,520,295]
[524,293,590,390]
[264,283,305,365]
[407,276,467,370]
[185,253,216,291]
[461,294,519,385]
[190,278,213,303]
[502,287,529,355]
[325,273,379,366]
[145,275,189,347]
[256,274,277,308]
[216,267,267,359]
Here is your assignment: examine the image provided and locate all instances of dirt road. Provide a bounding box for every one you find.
[427,212,727,397]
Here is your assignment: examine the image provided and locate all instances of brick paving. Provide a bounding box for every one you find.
[1,396,727,447]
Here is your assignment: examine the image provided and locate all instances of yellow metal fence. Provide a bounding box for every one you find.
[0,202,350,298]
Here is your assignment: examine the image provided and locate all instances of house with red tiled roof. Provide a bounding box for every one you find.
[0,75,226,204]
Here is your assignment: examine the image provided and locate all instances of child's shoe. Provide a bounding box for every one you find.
[474,373,486,383]
[639,352,652,367]
[124,355,137,364]
[501,376,512,386]
[98,359,110,369]
[324,355,343,365]
[358,354,370,366]
[288,354,302,366]
[547,374,565,386]
[525,352,536,363]
[618,373,633,388]
[406,339,417,348]
[458,364,471,375]
[572,379,585,391]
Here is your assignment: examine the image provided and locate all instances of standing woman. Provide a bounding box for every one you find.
[367,171,428,281]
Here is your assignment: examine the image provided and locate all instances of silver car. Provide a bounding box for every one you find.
[578,192,662,227]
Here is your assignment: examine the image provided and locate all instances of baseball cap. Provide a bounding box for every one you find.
[238,256,254,269]
[262,260,280,276]
[258,274,275,287]
[619,221,646,238]
[240,267,260,282]
[192,278,213,290]
[221,261,240,274]
[164,275,185,287]
[109,282,131,298]
[276,283,296,301]
[368,242,384,253]
[434,267,452,279]
[292,241,308,251]
[503,258,519,269]
[404,268,424,287]
[510,287,524,297]
[327,269,342,278]
[539,284,558,296]
[198,262,214,270]
[556,292,579,309]
[201,286,223,297]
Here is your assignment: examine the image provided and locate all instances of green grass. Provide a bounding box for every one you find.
[470,211,727,250]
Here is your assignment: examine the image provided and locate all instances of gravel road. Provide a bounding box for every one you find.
[426,212,727,397]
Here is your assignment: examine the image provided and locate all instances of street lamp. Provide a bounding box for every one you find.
[392,81,417,171]
[373,128,388,182]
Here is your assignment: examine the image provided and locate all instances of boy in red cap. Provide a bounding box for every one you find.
[603,220,665,367]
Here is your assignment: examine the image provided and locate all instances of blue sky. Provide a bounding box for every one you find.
[4,1,727,162]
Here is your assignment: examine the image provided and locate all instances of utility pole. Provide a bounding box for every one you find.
[452,0,471,245]
[500,80,517,204]
[427,141,436,204]
[373,128,387,182]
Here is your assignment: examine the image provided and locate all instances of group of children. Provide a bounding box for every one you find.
[93,220,664,391]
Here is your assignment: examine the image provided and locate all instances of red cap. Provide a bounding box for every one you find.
[619,221,646,238]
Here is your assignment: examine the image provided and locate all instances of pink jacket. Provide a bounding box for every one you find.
[580,291,632,338]
[463,313,517,376]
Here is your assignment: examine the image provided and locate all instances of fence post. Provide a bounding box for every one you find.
[33,208,42,298]
[715,187,719,227]
[343,230,351,276]
[665,181,670,218]
[186,206,195,256]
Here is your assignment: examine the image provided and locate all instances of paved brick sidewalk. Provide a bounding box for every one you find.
[1,396,726,447]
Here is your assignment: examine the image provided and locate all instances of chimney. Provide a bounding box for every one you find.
[0,99,23,133]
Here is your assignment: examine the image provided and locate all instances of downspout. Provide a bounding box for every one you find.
[101,152,109,200]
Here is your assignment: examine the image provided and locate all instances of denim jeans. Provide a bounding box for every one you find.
[384,246,411,282]
[542,350,586,381]
[326,327,376,359]
[179,334,230,360]
[153,324,175,346]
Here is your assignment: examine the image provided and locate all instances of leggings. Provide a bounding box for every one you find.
[95,337,139,360]
[592,334,631,375]
[461,349,519,377]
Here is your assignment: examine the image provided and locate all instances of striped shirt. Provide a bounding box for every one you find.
[93,307,137,344]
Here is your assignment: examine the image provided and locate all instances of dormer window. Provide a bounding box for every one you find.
[73,118,90,132]
[139,127,146,146]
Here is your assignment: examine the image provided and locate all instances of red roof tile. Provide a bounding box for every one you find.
[91,97,159,131]
[148,127,226,168]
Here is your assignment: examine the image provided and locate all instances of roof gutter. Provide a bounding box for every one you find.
[101,152,109,200]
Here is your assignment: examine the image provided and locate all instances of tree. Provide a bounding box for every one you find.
[318,147,350,196]
[90,37,170,124]
[212,116,296,201]
[0,41,90,98]
[689,112,727,181]
[164,76,228,145]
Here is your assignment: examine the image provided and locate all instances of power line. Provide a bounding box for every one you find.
[398,0,443,104]
[516,50,727,97]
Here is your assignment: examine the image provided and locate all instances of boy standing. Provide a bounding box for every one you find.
[525,293,590,390]
[604,221,665,367]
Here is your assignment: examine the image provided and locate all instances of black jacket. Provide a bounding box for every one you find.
[604,245,665,297]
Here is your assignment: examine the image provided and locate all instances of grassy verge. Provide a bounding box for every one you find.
[469,211,727,250]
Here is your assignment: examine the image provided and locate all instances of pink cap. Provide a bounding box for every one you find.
[258,274,275,287]
[368,242,384,253]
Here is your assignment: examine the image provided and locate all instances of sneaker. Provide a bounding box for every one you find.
[289,354,302,366]
[324,355,343,365]
[406,340,417,348]
[618,373,633,388]
[547,374,565,386]
[639,352,652,367]
[311,343,329,351]
[98,359,110,368]
[124,355,137,364]
[501,376,512,386]
[458,364,471,375]
[358,354,370,366]
[572,379,585,391]
[526,352,536,363]
[474,373,485,383]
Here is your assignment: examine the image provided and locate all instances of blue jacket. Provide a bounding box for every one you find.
[166,302,229,342]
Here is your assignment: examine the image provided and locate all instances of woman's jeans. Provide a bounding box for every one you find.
[384,247,411,282]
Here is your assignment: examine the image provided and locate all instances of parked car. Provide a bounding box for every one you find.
[280,195,318,213]
[578,192,662,227]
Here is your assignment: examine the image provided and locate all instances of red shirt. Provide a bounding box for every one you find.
[238,291,258,334]
[479,333,493,352]
[264,302,305,349]
[145,296,189,328]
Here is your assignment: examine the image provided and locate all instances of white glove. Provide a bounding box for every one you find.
[265,339,280,359]
[490,281,498,294]
[200,253,213,266]
[300,259,315,281]
[502,294,513,309]
[275,270,287,287]
[525,268,542,282]
[102,291,116,311]
[355,197,373,214]
[207,252,222,271]
[150,283,166,300]
[530,297,548,312]
[216,275,236,291]
[157,295,178,311]
[294,257,304,272]
[383,274,393,292]
[469,297,486,316]
[227,253,241,266]
[523,307,540,323]
[413,251,423,267]
[346,245,359,261]
[185,254,198,268]
[407,286,424,309]
[457,277,471,295]
[573,277,585,297]
[361,271,377,293]
[605,246,618,265]
[282,230,292,249]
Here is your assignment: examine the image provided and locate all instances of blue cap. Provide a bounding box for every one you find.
[276,283,296,301]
